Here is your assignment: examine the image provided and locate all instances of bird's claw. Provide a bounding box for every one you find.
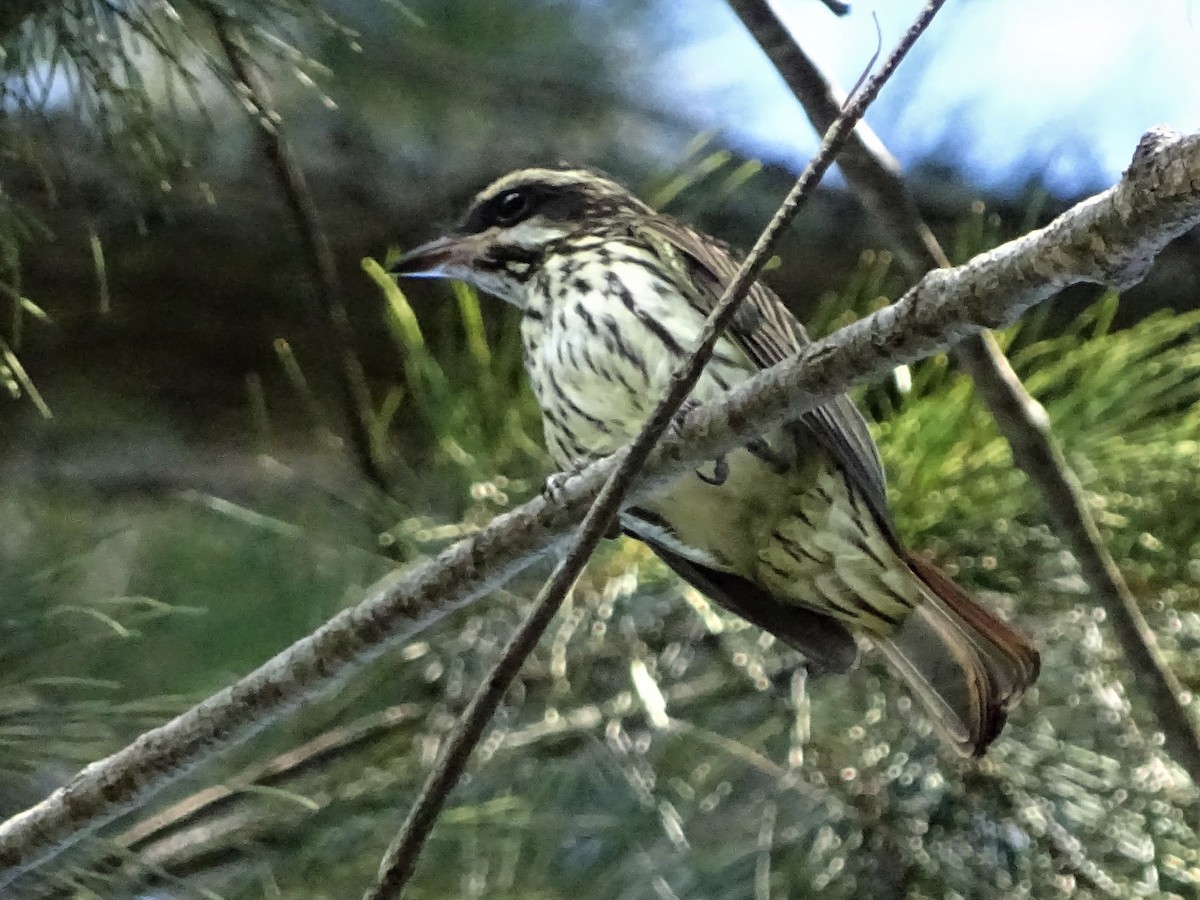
[669,398,728,485]
[667,397,702,442]
[543,469,622,540]
[541,469,578,505]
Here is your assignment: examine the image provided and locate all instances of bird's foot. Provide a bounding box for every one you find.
[666,397,702,443]
[669,398,728,485]
[543,469,623,539]
[541,469,579,505]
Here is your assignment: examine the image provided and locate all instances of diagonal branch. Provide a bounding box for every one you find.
[1,126,1198,890]
[210,10,391,498]
[363,4,951,896]
[727,0,1200,784]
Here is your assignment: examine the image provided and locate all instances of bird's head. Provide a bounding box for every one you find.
[390,165,652,308]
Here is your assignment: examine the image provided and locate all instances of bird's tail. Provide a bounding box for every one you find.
[875,552,1040,756]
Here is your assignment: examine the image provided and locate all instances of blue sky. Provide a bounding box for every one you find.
[659,0,1200,194]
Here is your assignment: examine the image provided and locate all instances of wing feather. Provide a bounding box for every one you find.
[628,523,858,675]
[636,216,893,533]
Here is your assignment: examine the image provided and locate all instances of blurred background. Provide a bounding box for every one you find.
[2,0,1200,897]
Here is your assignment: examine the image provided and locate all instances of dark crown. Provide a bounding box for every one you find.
[458,166,653,235]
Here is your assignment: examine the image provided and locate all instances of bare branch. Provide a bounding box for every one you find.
[727,0,944,272]
[364,4,951,895]
[728,0,1200,784]
[818,0,852,16]
[210,10,392,499]
[0,126,1198,890]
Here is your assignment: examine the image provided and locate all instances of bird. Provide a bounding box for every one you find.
[390,164,1040,756]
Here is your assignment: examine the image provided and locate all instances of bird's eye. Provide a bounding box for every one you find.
[492,190,531,226]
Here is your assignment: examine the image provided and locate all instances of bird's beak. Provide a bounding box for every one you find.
[389,234,474,279]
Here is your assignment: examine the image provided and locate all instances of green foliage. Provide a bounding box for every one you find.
[0,493,207,813]
[0,192,52,416]
[0,0,348,420]
[364,257,544,487]
[1,0,339,176]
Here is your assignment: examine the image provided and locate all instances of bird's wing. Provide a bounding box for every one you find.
[635,216,894,532]
[630,527,857,674]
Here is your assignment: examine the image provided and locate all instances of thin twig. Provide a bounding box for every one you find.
[209,10,391,498]
[33,705,424,899]
[364,4,952,896]
[123,704,423,854]
[1,125,1198,889]
[728,0,1200,785]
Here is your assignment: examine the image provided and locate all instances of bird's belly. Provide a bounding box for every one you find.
[523,270,749,468]
[520,269,881,610]
[632,430,815,572]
